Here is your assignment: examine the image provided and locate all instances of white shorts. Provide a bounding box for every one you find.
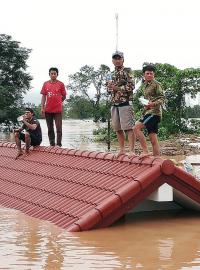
[111,105,135,131]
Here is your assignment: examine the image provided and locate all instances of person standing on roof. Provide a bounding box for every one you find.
[14,108,42,158]
[107,51,135,156]
[40,67,66,147]
[133,64,165,156]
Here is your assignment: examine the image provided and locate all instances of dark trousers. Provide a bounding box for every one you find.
[45,112,62,146]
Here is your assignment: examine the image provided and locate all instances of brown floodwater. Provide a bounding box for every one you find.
[0,119,200,270]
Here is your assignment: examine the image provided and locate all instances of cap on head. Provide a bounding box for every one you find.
[112,51,124,59]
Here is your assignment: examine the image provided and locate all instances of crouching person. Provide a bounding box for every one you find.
[14,108,42,159]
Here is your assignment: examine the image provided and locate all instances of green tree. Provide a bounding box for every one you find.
[68,64,110,121]
[0,34,32,123]
[65,95,94,119]
[184,105,200,118]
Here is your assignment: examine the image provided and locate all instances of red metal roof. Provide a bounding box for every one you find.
[0,142,200,232]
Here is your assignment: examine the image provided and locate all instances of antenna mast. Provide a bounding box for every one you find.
[115,13,118,51]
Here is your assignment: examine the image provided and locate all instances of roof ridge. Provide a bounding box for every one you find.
[0,142,164,165]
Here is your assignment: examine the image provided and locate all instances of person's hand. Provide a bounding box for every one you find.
[107,81,113,89]
[41,107,45,118]
[107,82,117,92]
[22,114,27,122]
[144,101,154,109]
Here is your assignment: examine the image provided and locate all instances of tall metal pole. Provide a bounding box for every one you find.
[115,13,119,51]
[107,13,119,152]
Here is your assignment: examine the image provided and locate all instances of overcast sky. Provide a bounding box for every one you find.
[1,0,200,105]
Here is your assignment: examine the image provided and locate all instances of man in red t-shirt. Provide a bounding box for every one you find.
[40,67,66,147]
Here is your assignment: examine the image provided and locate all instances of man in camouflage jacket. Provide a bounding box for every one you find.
[107,51,135,156]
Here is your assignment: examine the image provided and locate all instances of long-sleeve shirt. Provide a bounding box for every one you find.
[140,79,165,117]
[108,66,135,105]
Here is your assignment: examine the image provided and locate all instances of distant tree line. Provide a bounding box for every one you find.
[184,105,200,118]
[67,64,110,122]
[1,34,200,138]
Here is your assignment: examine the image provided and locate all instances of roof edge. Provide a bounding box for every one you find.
[73,208,102,231]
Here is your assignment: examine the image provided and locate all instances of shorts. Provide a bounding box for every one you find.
[19,132,42,146]
[139,114,160,134]
[111,104,135,131]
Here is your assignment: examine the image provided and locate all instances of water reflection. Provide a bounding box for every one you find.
[158,238,174,261]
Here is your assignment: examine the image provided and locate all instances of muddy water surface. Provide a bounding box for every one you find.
[1,209,200,270]
[0,119,200,270]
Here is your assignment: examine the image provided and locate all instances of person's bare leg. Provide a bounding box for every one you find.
[149,133,160,156]
[25,132,31,154]
[127,129,136,156]
[134,122,149,155]
[14,131,23,158]
[116,130,126,156]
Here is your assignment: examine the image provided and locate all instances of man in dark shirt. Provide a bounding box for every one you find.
[14,108,42,158]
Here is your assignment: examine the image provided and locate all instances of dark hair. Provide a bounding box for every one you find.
[142,64,156,73]
[49,67,59,75]
[25,107,34,115]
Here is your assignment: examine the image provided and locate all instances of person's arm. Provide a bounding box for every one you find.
[40,82,47,116]
[124,68,135,93]
[13,120,26,133]
[41,94,46,116]
[61,83,67,102]
[145,84,165,109]
[153,84,165,106]
[109,68,135,93]
[22,116,37,130]
[107,81,115,93]
[105,72,113,95]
